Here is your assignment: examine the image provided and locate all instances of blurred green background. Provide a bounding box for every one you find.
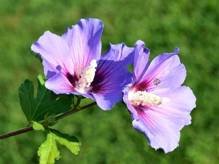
[0,0,218,163]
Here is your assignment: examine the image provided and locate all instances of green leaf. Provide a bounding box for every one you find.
[32,121,45,131]
[51,129,81,155]
[37,74,45,85]
[37,130,80,164]
[55,135,80,155]
[38,133,60,164]
[18,79,72,122]
[18,80,35,120]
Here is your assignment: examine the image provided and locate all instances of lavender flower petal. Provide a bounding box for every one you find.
[45,73,74,94]
[138,49,186,90]
[91,43,134,110]
[62,18,103,74]
[31,31,74,76]
[132,114,180,153]
[133,40,150,81]
[131,86,196,153]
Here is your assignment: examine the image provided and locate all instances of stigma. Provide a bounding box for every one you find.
[75,60,97,93]
[128,90,162,106]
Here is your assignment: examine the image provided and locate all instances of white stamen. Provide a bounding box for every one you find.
[128,90,162,106]
[76,60,97,93]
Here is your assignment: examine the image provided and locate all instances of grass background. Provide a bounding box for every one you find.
[0,0,218,163]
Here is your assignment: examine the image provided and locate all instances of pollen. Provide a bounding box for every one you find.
[128,90,162,106]
[76,60,97,93]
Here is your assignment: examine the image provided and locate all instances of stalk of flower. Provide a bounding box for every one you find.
[31,18,134,110]
[123,40,196,153]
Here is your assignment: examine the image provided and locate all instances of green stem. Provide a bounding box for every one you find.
[0,102,96,140]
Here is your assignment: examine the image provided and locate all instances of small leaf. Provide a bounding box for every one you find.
[32,121,45,131]
[18,79,72,122]
[51,129,81,155]
[55,136,80,155]
[38,133,60,164]
[37,74,45,85]
[18,80,35,121]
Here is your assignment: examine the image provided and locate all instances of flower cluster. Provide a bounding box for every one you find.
[32,18,196,153]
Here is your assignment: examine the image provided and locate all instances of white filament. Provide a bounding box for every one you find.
[76,60,97,93]
[128,90,162,106]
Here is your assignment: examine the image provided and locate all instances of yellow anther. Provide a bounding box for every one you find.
[128,90,162,106]
[76,60,97,93]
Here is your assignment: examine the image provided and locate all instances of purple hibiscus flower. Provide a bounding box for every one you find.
[31,18,133,110]
[123,40,196,153]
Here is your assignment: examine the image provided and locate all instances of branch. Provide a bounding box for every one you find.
[0,102,96,140]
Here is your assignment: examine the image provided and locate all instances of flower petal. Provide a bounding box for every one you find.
[91,43,134,110]
[101,43,134,63]
[133,40,150,81]
[62,18,103,75]
[137,48,186,90]
[92,92,122,110]
[45,73,74,94]
[153,86,196,113]
[42,60,59,79]
[31,31,73,76]
[132,113,180,153]
[123,87,139,116]
[125,86,195,153]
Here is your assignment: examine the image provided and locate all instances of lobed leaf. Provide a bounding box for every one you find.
[51,129,81,155]
[18,79,72,122]
[38,130,80,164]
[38,133,60,164]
